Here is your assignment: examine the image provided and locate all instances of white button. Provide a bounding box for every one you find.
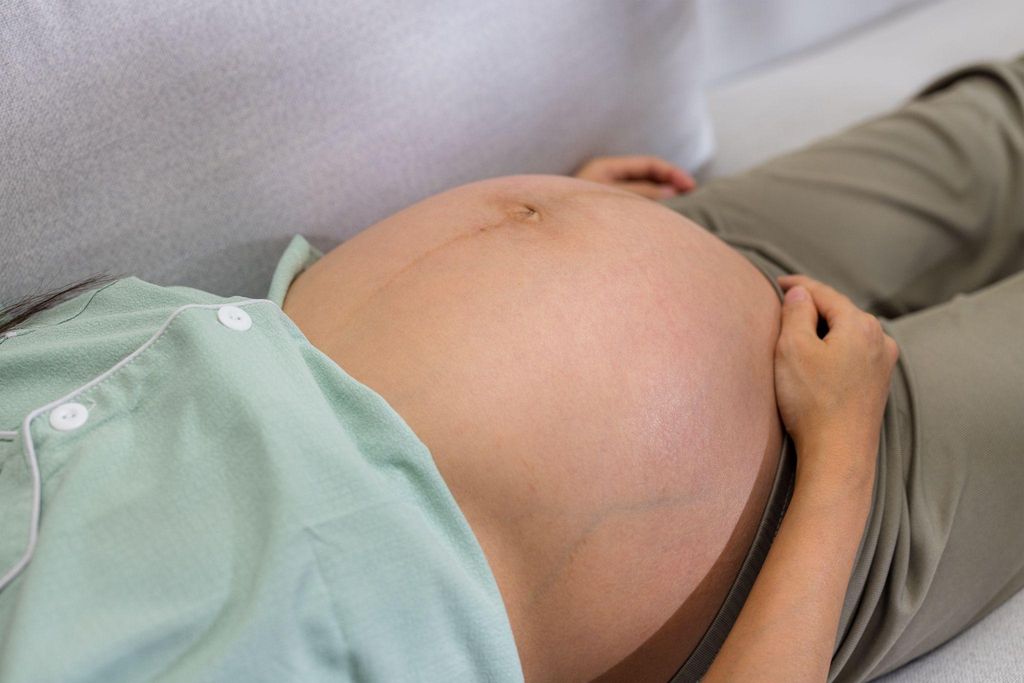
[217,305,252,331]
[49,402,89,431]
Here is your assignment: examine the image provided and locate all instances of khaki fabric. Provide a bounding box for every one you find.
[663,55,1024,682]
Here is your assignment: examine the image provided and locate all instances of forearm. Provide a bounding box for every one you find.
[703,443,875,682]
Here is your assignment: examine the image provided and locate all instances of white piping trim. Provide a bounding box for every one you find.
[0,431,18,440]
[0,299,271,593]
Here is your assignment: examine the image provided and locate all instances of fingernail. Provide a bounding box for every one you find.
[786,286,807,302]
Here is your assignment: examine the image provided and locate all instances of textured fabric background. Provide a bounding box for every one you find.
[0,0,709,303]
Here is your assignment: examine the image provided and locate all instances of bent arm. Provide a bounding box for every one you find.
[703,275,896,682]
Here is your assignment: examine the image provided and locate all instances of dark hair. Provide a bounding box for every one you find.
[0,274,120,336]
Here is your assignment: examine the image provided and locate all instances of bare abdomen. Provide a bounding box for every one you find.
[283,175,783,682]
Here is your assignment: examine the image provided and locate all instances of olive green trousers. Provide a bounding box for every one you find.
[664,54,1024,682]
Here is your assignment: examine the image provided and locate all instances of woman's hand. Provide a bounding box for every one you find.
[704,274,897,683]
[774,274,899,483]
[573,155,696,199]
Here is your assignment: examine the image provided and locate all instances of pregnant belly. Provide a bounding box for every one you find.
[283,175,783,682]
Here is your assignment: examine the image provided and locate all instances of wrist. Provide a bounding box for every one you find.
[792,436,878,499]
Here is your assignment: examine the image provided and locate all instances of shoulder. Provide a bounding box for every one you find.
[0,277,266,429]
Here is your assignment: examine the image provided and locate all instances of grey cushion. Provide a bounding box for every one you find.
[1,0,709,303]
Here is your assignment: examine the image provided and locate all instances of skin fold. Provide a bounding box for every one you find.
[283,174,784,682]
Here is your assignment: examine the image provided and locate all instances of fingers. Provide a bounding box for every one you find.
[609,155,696,191]
[779,285,820,341]
[779,275,901,362]
[777,274,859,332]
[574,155,696,194]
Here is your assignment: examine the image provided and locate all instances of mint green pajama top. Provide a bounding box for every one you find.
[0,236,523,682]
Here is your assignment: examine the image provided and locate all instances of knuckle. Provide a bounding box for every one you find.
[775,334,796,355]
[885,336,900,361]
[858,313,881,335]
[777,333,806,357]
